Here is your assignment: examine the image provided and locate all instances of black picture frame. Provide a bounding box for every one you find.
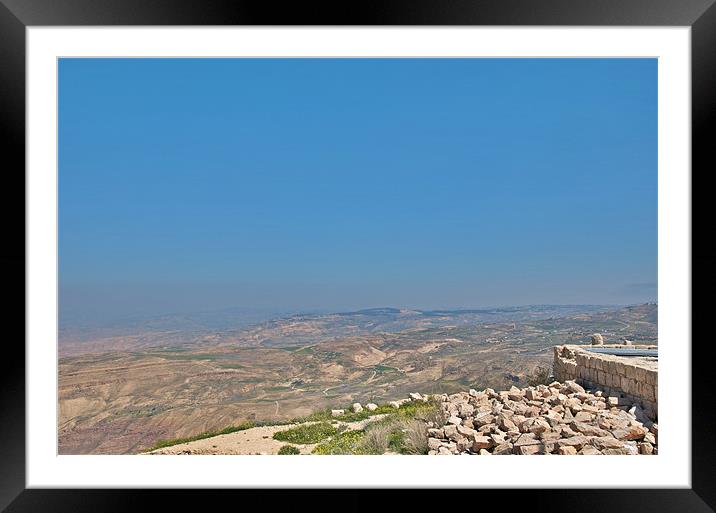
[2,1,713,511]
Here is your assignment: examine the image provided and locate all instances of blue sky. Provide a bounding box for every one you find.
[59,58,657,322]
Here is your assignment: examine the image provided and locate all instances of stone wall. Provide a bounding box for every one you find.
[553,344,658,420]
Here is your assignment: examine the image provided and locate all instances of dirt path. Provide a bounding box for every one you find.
[148,415,388,455]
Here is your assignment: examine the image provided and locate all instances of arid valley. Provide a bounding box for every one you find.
[58,303,657,454]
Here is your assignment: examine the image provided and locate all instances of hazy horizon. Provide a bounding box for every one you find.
[59,301,656,340]
[59,58,657,327]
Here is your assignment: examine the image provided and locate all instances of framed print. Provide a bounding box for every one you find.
[2,0,714,511]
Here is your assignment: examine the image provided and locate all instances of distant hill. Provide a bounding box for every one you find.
[59,303,631,355]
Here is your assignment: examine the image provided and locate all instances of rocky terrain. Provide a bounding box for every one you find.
[428,380,657,455]
[146,380,657,455]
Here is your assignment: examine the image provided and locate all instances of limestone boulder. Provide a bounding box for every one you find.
[557,446,577,455]
[447,415,462,426]
[471,435,493,451]
[427,428,444,439]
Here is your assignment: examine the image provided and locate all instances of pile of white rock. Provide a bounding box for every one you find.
[427,380,657,455]
[332,393,431,417]
[331,402,380,417]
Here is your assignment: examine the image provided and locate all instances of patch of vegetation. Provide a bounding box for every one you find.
[149,352,242,361]
[157,346,192,353]
[387,427,406,451]
[360,423,391,454]
[394,419,429,454]
[373,364,399,373]
[312,429,366,455]
[265,386,291,392]
[526,365,553,386]
[311,417,431,455]
[296,404,395,424]
[273,422,338,444]
[146,421,256,451]
[278,445,301,455]
[311,400,439,455]
[405,401,444,427]
[393,400,439,419]
[218,363,245,369]
[358,416,430,455]
[456,376,473,387]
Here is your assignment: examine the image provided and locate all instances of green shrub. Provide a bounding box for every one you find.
[359,417,430,455]
[146,421,256,452]
[387,428,406,452]
[312,430,366,455]
[405,401,444,426]
[399,419,429,455]
[277,445,301,455]
[360,423,392,454]
[273,422,338,444]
